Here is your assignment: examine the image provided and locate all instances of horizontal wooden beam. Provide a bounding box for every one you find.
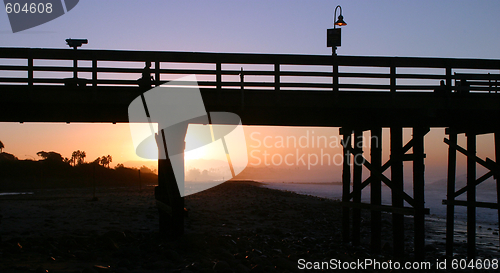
[2,47,500,69]
[442,199,500,209]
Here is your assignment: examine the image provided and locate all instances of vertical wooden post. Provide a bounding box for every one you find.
[240,67,245,110]
[332,53,338,94]
[341,127,352,244]
[391,126,404,257]
[155,130,184,237]
[446,129,457,258]
[413,127,426,260]
[466,132,476,258]
[28,57,33,86]
[216,62,222,101]
[156,132,169,236]
[370,127,382,252]
[352,129,363,245]
[92,59,97,87]
[495,132,500,248]
[488,73,492,93]
[155,61,160,86]
[390,64,396,93]
[73,48,78,79]
[274,62,280,103]
[446,67,452,93]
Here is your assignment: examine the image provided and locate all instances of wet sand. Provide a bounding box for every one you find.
[0,181,498,272]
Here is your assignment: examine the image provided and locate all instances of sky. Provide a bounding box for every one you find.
[1,0,500,182]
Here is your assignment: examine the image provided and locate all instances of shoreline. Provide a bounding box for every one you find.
[1,181,499,272]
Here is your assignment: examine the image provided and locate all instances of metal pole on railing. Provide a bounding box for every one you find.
[92,59,97,87]
[65,39,88,85]
[73,47,78,79]
[327,5,347,93]
[28,56,33,86]
[274,63,280,102]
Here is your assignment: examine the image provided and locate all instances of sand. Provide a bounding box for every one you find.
[0,181,499,272]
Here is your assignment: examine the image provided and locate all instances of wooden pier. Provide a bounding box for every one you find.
[1,47,500,259]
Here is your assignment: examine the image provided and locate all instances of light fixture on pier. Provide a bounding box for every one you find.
[66,38,88,50]
[327,5,347,53]
[65,38,88,84]
[334,6,347,27]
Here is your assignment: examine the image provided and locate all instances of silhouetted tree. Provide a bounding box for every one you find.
[37,151,64,162]
[139,165,155,174]
[0,152,17,161]
[99,156,107,167]
[99,155,112,168]
[92,157,101,165]
[79,151,86,165]
[0,140,4,153]
[106,155,112,168]
[71,150,86,166]
[71,151,78,166]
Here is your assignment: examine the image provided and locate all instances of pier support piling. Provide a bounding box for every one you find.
[466,132,477,258]
[341,126,429,258]
[370,128,382,253]
[341,128,352,244]
[413,126,427,260]
[155,130,184,238]
[352,129,363,246]
[444,128,500,258]
[390,126,405,257]
[445,129,457,258]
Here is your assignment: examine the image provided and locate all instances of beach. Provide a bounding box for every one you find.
[1,181,499,272]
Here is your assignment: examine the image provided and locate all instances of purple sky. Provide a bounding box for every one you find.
[1,0,500,58]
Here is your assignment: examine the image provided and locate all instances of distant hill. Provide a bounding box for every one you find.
[427,173,497,191]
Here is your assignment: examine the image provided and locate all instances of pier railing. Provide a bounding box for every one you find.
[0,47,499,93]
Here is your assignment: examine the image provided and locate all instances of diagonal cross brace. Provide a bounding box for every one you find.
[453,171,494,198]
[347,138,416,201]
[344,146,416,207]
[444,138,500,175]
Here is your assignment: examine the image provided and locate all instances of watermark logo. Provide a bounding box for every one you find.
[248,130,371,169]
[4,0,79,33]
[128,75,248,197]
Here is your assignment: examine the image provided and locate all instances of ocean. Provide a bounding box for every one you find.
[262,182,499,224]
[261,181,500,252]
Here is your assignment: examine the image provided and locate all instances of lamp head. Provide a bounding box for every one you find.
[66,39,88,48]
[335,15,347,26]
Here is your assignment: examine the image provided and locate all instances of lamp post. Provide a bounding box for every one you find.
[327,5,347,56]
[327,5,347,94]
[65,39,88,80]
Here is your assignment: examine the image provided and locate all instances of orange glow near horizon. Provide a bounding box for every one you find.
[0,122,496,183]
